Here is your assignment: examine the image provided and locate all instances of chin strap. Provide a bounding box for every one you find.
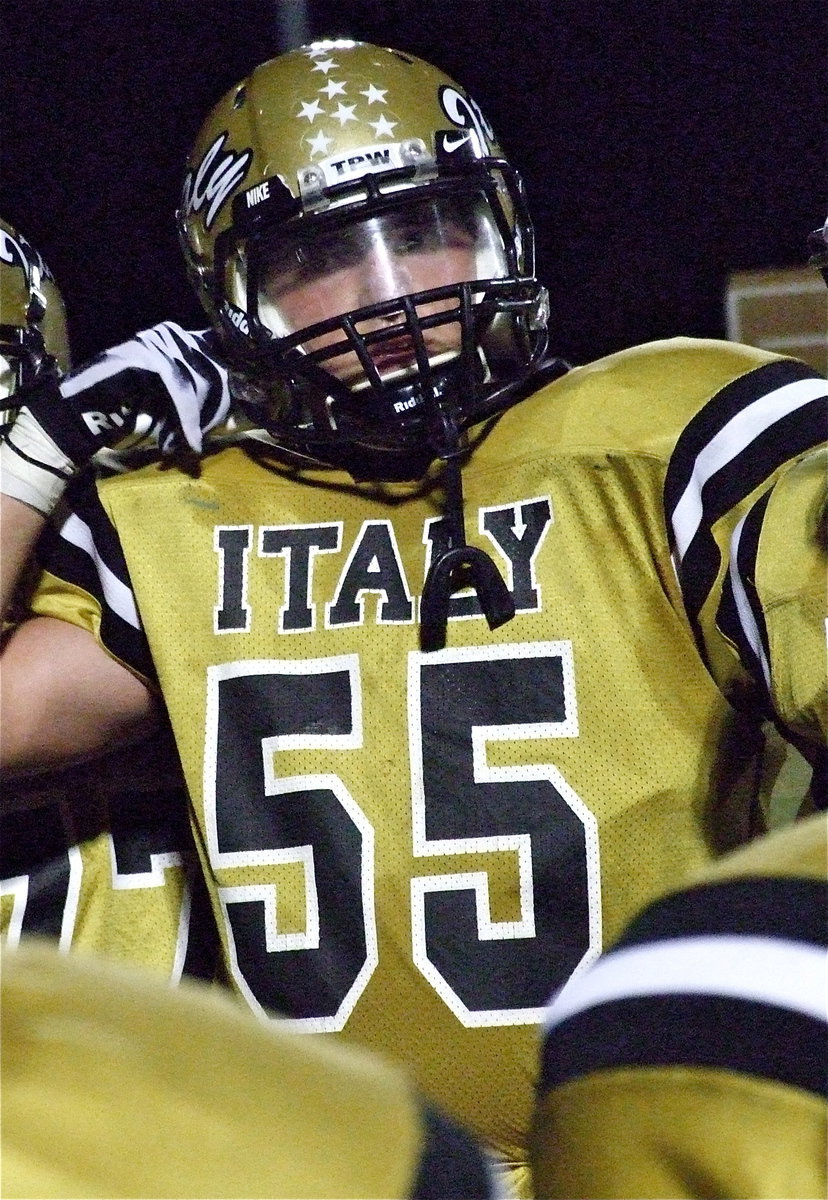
[419,409,515,652]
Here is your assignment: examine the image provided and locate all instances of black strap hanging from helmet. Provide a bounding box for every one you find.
[419,408,514,652]
[418,354,571,651]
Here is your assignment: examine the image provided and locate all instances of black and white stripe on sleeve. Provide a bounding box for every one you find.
[716,490,774,698]
[664,358,827,627]
[540,872,828,1099]
[35,471,156,684]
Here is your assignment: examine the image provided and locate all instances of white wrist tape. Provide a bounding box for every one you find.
[0,407,76,515]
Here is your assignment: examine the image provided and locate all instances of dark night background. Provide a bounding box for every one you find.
[3,0,825,367]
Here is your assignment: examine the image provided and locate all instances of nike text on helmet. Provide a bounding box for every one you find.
[177,39,550,480]
[0,218,70,429]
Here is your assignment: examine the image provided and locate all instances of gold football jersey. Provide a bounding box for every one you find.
[531,813,828,1199]
[1,738,218,982]
[1,941,499,1200]
[27,337,827,1183]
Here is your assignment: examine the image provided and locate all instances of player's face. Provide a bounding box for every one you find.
[256,195,506,385]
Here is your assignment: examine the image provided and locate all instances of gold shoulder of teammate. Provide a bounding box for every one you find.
[1,942,431,1199]
[754,447,828,602]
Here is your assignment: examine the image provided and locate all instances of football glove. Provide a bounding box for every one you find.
[0,322,232,514]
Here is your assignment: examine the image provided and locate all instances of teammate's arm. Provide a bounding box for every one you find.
[0,494,45,619]
[0,612,159,781]
[664,359,827,770]
[0,323,231,781]
[1,487,157,779]
[531,815,828,1200]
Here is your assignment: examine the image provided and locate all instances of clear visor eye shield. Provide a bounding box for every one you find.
[224,191,512,390]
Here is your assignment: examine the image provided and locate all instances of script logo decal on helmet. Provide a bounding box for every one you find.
[439,86,494,154]
[0,217,70,417]
[0,225,56,287]
[182,133,253,230]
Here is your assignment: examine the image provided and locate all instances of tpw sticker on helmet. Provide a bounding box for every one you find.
[312,143,409,185]
[182,133,253,230]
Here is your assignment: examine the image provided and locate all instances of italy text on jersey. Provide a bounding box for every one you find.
[212,498,553,634]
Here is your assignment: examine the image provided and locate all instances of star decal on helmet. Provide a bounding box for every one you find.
[298,99,325,123]
[306,129,335,158]
[289,52,404,155]
[320,79,347,99]
[359,85,387,105]
[332,102,358,127]
[289,50,404,154]
[370,115,397,138]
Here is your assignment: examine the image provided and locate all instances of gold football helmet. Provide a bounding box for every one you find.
[0,218,70,430]
[177,39,551,479]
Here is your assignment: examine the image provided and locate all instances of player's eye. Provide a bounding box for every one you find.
[310,239,363,273]
[392,226,430,254]
[261,235,358,292]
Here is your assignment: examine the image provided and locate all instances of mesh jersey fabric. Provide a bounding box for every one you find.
[1,734,219,983]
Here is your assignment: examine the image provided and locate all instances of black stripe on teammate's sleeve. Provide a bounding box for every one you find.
[539,876,828,1099]
[664,359,826,623]
[623,876,827,950]
[716,488,773,706]
[540,992,827,1098]
[665,359,823,518]
[34,470,157,684]
[412,1103,497,1200]
[674,409,820,624]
